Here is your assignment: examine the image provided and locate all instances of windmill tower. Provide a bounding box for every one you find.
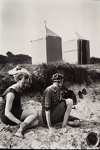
[31,23,62,64]
[63,32,90,64]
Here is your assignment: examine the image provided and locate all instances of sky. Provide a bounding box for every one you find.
[0,0,100,59]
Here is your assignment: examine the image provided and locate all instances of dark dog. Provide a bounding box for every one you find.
[61,89,77,105]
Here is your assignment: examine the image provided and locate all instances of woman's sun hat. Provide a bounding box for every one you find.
[51,73,64,81]
[8,65,31,76]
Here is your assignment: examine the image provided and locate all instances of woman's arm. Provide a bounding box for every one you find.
[5,93,21,125]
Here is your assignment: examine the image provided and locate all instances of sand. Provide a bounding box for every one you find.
[0,83,100,149]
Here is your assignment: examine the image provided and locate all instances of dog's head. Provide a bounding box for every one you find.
[62,90,77,105]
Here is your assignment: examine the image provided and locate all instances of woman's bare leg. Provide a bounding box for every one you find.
[15,110,38,137]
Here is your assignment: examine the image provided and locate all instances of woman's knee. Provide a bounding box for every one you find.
[32,111,38,118]
[29,111,38,119]
[21,110,38,120]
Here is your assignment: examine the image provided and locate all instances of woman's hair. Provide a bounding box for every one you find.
[8,65,32,83]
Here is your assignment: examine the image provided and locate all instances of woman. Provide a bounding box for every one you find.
[0,65,38,138]
[42,73,80,136]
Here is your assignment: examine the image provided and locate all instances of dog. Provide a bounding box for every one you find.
[61,89,77,105]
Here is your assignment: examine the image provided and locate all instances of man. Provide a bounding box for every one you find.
[42,73,80,136]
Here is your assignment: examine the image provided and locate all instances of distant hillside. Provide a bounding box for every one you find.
[90,57,100,64]
[0,51,32,64]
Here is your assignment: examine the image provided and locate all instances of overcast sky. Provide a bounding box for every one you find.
[0,0,100,58]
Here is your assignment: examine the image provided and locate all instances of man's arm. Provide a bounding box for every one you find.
[44,88,55,136]
[44,88,52,128]
[45,110,52,128]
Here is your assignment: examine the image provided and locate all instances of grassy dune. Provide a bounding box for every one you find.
[0,62,100,96]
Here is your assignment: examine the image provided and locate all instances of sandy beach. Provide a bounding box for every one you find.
[0,83,100,149]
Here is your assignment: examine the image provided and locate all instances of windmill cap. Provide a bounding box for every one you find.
[51,73,64,81]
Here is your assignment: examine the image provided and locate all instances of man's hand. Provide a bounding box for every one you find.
[48,127,56,141]
[61,125,68,133]
[49,127,55,136]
